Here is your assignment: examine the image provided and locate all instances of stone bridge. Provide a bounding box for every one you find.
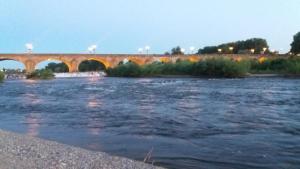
[0,53,261,73]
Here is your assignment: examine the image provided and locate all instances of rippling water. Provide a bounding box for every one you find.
[0,77,300,169]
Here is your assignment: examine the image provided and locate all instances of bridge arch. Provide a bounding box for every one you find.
[0,58,26,70]
[35,59,71,72]
[78,58,107,72]
[0,58,26,71]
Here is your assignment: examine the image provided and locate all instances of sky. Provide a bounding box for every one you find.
[0,0,300,69]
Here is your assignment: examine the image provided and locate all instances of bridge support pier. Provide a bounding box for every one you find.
[68,60,79,73]
[24,60,36,73]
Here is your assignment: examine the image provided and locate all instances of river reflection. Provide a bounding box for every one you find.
[0,77,300,169]
[25,113,41,137]
[22,90,43,137]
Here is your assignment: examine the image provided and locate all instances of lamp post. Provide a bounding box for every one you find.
[262,47,268,54]
[25,43,33,53]
[138,48,144,54]
[181,48,186,55]
[123,58,129,64]
[88,45,97,54]
[262,47,267,54]
[189,46,195,54]
[218,48,222,54]
[145,46,150,55]
[229,46,234,54]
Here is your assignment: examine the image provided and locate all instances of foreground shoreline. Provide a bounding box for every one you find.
[0,129,163,169]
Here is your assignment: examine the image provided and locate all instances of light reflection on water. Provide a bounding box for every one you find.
[0,77,300,169]
[22,90,43,137]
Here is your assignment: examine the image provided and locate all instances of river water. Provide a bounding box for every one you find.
[0,77,299,169]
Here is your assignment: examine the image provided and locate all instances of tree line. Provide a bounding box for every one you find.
[167,32,300,55]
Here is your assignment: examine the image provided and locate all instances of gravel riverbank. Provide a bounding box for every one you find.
[0,130,164,169]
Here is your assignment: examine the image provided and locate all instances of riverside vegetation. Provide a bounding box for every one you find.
[26,69,55,80]
[106,56,300,78]
[0,71,4,82]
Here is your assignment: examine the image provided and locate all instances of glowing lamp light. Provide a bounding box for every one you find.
[189,46,195,54]
[88,45,97,54]
[181,48,186,54]
[123,58,129,64]
[218,48,222,53]
[138,48,144,54]
[25,43,33,53]
[250,49,255,54]
[229,47,234,51]
[236,57,242,62]
[145,45,151,55]
[258,57,267,64]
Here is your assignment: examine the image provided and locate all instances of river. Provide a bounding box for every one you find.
[0,77,299,169]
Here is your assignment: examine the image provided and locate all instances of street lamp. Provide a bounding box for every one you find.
[138,48,144,54]
[25,43,33,53]
[180,48,186,54]
[250,49,255,54]
[263,47,267,54]
[88,45,97,54]
[145,46,150,55]
[123,58,129,64]
[229,46,234,53]
[189,46,195,54]
[218,48,222,54]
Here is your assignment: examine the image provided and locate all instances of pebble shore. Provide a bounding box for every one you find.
[0,130,164,169]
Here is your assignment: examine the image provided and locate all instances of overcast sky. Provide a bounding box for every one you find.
[0,0,300,68]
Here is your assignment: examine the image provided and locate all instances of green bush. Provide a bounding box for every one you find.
[106,62,142,77]
[250,58,288,73]
[286,57,300,74]
[0,71,4,82]
[250,57,300,74]
[107,58,250,78]
[193,58,250,78]
[26,69,55,80]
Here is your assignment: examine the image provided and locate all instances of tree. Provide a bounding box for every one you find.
[291,32,300,54]
[198,38,269,54]
[171,46,184,55]
[197,46,218,54]
[46,63,69,73]
[79,60,106,72]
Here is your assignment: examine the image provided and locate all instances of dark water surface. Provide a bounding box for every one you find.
[0,77,299,169]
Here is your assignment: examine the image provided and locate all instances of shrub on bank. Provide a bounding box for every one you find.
[106,62,142,77]
[26,69,55,80]
[193,57,250,78]
[0,71,4,82]
[286,57,300,74]
[107,57,250,78]
[250,57,300,74]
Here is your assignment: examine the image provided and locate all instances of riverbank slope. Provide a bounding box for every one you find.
[0,129,163,169]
